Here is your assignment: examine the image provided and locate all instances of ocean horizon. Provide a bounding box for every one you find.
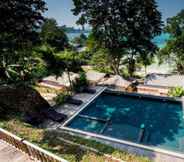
[67,32,170,48]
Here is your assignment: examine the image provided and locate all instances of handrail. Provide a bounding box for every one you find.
[0,128,67,162]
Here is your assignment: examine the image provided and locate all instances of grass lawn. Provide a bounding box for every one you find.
[0,115,151,162]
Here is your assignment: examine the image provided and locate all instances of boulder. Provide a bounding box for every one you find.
[0,85,50,122]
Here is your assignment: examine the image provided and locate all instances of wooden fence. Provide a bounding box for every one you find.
[0,128,67,162]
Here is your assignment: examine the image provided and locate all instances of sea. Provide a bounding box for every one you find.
[67,32,170,48]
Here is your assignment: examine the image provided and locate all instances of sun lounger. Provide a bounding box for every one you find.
[82,87,96,94]
[66,97,83,105]
[41,108,67,122]
[24,113,43,126]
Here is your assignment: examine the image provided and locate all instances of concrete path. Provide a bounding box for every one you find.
[0,139,36,162]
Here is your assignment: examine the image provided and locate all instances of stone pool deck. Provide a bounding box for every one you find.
[41,86,105,129]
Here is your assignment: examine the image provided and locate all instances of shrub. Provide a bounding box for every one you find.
[54,92,71,105]
[31,58,48,79]
[90,48,112,74]
[168,86,184,97]
[73,72,88,92]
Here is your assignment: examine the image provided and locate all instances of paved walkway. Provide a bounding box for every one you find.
[0,140,36,162]
[42,86,105,129]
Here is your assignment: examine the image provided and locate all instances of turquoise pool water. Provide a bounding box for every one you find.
[67,92,184,153]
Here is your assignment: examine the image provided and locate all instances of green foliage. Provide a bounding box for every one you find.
[137,51,155,76]
[159,10,184,74]
[76,15,87,30]
[0,56,42,84]
[168,86,184,97]
[56,50,83,73]
[0,0,47,84]
[78,51,93,65]
[72,33,87,47]
[72,0,162,75]
[90,48,112,73]
[72,72,88,92]
[54,92,71,105]
[86,33,100,51]
[40,18,69,51]
[31,58,48,80]
[34,45,65,77]
[0,0,46,41]
[165,9,184,37]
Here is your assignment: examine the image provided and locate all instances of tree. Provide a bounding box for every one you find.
[56,50,83,90]
[90,48,112,73]
[159,10,184,74]
[0,0,47,83]
[76,15,87,31]
[137,51,155,76]
[72,33,87,47]
[40,18,69,51]
[72,0,162,75]
[0,0,46,40]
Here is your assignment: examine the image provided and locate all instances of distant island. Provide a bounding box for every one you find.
[61,25,90,33]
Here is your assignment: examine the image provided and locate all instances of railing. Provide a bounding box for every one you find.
[0,128,67,162]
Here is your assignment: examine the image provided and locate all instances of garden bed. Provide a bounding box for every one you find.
[0,116,151,162]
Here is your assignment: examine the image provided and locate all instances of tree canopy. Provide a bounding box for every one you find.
[0,0,47,83]
[0,0,46,41]
[40,18,69,51]
[72,0,162,75]
[159,10,184,74]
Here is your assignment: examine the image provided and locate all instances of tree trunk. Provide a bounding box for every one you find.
[128,53,136,78]
[110,55,121,75]
[67,69,73,92]
[82,25,85,32]
[111,64,120,75]
[144,65,147,76]
[128,59,135,77]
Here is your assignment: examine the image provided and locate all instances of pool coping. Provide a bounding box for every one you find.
[62,86,107,126]
[61,89,184,160]
[105,88,183,103]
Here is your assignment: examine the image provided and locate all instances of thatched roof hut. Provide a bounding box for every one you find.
[86,70,107,84]
[99,75,131,89]
[145,74,184,88]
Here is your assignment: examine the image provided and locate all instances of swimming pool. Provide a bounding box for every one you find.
[66,91,184,153]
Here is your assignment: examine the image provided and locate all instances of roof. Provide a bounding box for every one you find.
[41,72,79,88]
[86,70,106,83]
[99,75,131,88]
[145,74,184,88]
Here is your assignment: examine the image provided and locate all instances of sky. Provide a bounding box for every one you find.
[44,0,184,28]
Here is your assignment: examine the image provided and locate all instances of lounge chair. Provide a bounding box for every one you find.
[41,108,67,122]
[82,87,96,94]
[24,113,44,126]
[67,97,83,105]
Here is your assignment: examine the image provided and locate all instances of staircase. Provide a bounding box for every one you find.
[0,139,36,162]
[0,128,67,162]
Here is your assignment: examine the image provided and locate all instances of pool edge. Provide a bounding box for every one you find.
[59,126,184,161]
[61,88,184,161]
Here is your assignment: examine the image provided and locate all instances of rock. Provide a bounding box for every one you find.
[0,85,50,122]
